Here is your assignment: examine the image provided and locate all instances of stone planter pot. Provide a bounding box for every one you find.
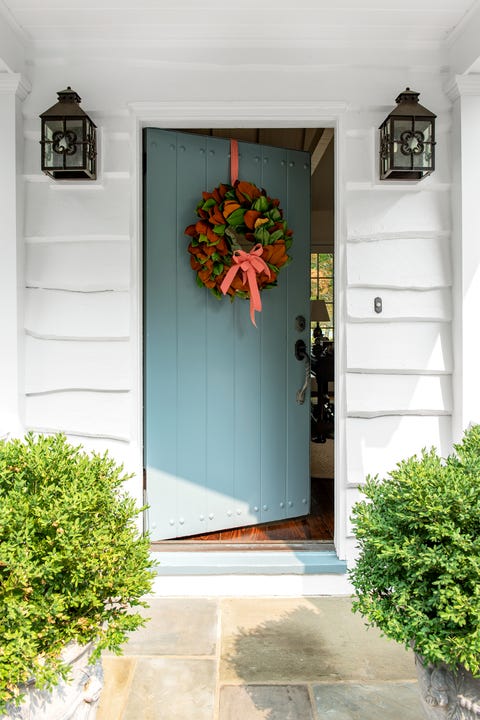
[415,653,480,719]
[1,642,103,720]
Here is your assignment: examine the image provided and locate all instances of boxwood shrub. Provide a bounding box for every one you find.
[350,424,480,676]
[0,433,154,711]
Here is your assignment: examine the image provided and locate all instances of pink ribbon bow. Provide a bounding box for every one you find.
[220,243,271,326]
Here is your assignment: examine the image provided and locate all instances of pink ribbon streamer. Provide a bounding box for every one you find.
[220,244,271,327]
[230,139,239,185]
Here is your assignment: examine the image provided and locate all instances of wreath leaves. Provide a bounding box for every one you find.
[185,180,293,300]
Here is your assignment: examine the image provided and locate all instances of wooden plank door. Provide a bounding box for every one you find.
[143,129,311,540]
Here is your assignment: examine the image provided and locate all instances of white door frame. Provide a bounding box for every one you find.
[128,101,348,561]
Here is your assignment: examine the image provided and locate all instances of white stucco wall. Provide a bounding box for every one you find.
[17,59,453,565]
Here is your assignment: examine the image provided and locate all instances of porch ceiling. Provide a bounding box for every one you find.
[0,0,478,70]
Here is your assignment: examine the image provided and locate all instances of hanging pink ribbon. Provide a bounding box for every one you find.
[230,139,239,185]
[220,244,271,327]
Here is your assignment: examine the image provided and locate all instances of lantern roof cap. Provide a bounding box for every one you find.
[56,87,82,103]
[388,87,436,119]
[39,86,95,122]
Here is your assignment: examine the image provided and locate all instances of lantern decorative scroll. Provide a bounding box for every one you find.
[40,87,97,180]
[379,88,436,181]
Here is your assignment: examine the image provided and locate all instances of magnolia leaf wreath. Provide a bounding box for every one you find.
[185,180,293,326]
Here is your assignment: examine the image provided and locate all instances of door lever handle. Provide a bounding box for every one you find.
[295,339,307,361]
[295,340,311,404]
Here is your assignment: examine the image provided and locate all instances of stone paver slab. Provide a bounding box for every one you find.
[313,682,423,719]
[219,684,315,720]
[97,657,136,720]
[122,657,216,720]
[123,597,217,655]
[220,597,415,683]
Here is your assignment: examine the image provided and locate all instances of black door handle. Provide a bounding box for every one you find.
[295,340,311,404]
[295,339,307,361]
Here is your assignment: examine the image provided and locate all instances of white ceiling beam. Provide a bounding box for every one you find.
[0,1,28,75]
[311,128,334,175]
[447,0,480,75]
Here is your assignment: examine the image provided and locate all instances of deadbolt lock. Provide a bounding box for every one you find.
[295,315,306,332]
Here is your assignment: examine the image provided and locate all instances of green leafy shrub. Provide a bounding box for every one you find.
[349,424,480,676]
[0,433,155,711]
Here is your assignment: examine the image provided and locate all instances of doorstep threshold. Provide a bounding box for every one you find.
[150,548,346,576]
[152,540,335,552]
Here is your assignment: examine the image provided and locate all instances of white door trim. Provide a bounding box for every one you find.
[128,100,348,562]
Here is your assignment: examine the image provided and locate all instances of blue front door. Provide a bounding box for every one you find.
[144,129,311,540]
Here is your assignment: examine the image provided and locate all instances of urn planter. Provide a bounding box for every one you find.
[415,654,480,720]
[1,643,102,720]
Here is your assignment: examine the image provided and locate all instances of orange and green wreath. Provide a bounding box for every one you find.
[185,180,293,325]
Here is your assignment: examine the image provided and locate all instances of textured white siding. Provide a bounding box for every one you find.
[22,111,133,446]
[345,416,452,489]
[346,374,452,417]
[25,288,129,338]
[346,322,452,373]
[346,235,451,289]
[25,238,130,291]
[347,287,451,322]
[24,180,130,237]
[343,104,453,546]
[25,392,131,441]
[25,337,130,393]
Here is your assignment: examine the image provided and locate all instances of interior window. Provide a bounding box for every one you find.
[310,252,334,342]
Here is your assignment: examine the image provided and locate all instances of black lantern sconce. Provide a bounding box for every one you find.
[40,87,97,180]
[379,88,436,181]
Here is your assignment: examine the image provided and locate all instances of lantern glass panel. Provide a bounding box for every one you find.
[413,145,434,170]
[413,143,430,168]
[425,146,434,169]
[392,123,412,169]
[381,152,388,177]
[414,119,434,169]
[415,119,432,139]
[379,120,391,176]
[64,119,85,168]
[392,119,412,141]
[413,153,424,169]
[44,120,64,169]
[394,148,411,168]
[87,149,95,176]
[87,121,95,175]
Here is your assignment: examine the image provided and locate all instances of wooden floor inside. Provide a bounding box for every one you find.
[164,476,334,545]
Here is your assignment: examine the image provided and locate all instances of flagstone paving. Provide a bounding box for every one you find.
[97,596,424,720]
